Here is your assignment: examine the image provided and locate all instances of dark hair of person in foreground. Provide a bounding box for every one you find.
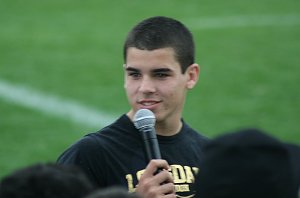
[0,163,95,198]
[194,128,300,198]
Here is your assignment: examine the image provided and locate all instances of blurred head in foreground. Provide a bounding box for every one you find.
[85,187,142,198]
[195,128,300,198]
[0,163,95,198]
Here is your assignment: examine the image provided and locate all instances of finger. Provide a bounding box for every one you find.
[163,193,177,198]
[154,169,174,185]
[143,159,170,177]
[158,182,176,195]
[142,182,176,198]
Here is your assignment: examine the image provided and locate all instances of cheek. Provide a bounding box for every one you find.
[160,85,181,101]
[164,83,186,102]
[163,80,186,95]
[124,81,138,96]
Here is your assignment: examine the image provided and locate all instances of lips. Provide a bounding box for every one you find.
[140,101,157,106]
[137,99,161,108]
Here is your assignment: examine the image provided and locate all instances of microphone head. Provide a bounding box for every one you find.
[133,109,156,130]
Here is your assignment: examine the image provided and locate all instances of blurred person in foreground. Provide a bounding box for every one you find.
[85,187,142,198]
[57,16,209,198]
[194,128,300,198]
[0,163,95,198]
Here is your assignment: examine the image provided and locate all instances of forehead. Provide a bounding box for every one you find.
[125,47,180,70]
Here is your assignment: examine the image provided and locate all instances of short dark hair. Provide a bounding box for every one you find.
[123,16,195,73]
[0,163,95,198]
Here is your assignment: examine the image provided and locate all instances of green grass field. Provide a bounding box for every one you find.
[1,0,300,179]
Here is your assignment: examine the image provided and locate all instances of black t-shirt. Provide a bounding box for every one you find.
[57,114,209,197]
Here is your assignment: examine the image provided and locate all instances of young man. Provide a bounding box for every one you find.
[57,16,209,198]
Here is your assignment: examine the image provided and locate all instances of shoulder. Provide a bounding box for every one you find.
[182,121,210,140]
[78,114,133,146]
[57,114,137,163]
[182,122,210,146]
[56,133,103,164]
[75,133,104,152]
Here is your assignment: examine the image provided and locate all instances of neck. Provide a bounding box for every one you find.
[155,119,183,136]
[127,110,183,136]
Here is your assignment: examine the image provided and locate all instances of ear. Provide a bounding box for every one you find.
[186,63,200,89]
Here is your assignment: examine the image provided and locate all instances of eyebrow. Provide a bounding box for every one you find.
[125,66,172,73]
[125,66,139,72]
[152,68,172,73]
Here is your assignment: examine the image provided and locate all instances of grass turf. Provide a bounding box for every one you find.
[0,0,299,178]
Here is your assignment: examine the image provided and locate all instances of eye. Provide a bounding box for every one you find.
[152,68,172,79]
[128,72,141,79]
[154,72,170,78]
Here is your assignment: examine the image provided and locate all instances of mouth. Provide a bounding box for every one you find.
[137,99,161,109]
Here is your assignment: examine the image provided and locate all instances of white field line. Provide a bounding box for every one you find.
[0,79,115,128]
[186,14,300,30]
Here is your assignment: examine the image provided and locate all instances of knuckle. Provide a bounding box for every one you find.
[148,188,157,197]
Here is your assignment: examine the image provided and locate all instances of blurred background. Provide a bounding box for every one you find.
[1,0,299,178]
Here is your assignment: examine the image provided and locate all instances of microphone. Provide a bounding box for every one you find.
[133,109,162,161]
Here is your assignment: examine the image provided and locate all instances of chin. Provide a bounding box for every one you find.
[153,113,163,123]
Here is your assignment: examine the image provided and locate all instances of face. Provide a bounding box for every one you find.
[124,47,199,125]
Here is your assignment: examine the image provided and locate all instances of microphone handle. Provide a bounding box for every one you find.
[144,138,163,175]
[144,138,162,160]
[140,126,162,161]
[140,126,163,175]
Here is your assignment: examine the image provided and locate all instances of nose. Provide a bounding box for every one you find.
[139,76,155,94]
